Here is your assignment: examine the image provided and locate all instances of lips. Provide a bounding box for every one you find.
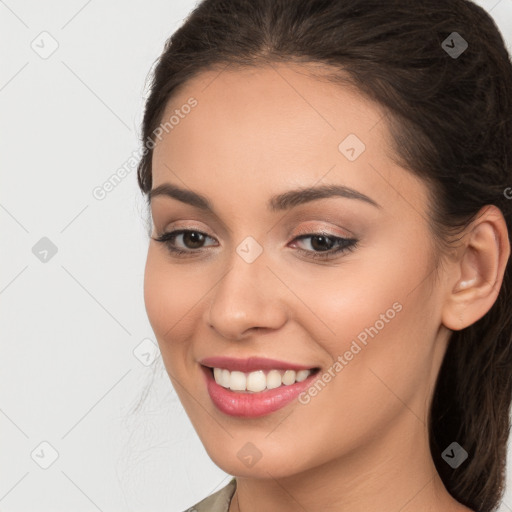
[200,356,315,373]
[199,356,320,417]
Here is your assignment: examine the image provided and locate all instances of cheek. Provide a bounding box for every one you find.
[289,257,410,355]
[143,248,203,360]
[311,231,435,351]
[289,236,437,407]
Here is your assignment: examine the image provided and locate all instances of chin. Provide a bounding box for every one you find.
[201,436,316,479]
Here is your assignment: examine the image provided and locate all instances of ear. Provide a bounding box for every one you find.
[441,205,510,331]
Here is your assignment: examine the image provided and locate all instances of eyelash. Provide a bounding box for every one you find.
[152,229,358,261]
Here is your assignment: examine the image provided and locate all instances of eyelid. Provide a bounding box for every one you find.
[290,222,354,240]
[160,220,215,237]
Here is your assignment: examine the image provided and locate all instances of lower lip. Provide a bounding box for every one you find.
[201,365,319,418]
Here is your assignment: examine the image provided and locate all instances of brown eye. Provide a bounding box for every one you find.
[152,229,218,257]
[308,235,336,251]
[291,233,358,260]
[181,231,206,249]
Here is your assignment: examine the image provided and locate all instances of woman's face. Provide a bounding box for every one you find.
[144,63,452,478]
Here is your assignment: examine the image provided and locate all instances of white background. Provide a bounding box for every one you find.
[1,1,511,511]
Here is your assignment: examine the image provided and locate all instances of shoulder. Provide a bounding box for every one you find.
[182,478,237,512]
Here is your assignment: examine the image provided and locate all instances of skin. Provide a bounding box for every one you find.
[143,62,510,512]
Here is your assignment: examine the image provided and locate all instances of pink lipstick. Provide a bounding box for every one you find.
[200,356,320,418]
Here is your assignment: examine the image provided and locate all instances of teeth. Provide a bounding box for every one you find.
[246,370,267,392]
[266,369,282,389]
[296,369,310,382]
[212,367,314,392]
[282,370,296,385]
[230,371,246,391]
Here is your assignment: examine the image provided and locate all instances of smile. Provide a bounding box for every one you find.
[199,356,321,417]
[213,367,313,392]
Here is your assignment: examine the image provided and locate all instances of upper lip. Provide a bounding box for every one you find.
[199,356,317,373]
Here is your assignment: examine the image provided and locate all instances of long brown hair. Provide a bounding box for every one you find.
[136,1,512,510]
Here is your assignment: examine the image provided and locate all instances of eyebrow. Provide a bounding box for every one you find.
[147,182,381,212]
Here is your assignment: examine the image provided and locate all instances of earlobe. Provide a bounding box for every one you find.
[442,206,510,331]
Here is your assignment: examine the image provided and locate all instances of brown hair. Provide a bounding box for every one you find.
[136,1,512,510]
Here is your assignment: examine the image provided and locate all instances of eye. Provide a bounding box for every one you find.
[289,232,358,260]
[152,229,217,257]
[152,228,358,261]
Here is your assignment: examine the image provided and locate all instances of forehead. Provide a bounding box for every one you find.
[153,62,387,160]
[150,63,429,217]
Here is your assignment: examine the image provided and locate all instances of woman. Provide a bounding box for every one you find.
[136,0,512,511]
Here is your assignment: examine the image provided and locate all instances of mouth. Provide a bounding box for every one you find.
[208,366,319,392]
[199,357,321,417]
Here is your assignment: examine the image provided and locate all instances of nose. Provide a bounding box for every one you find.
[203,250,288,341]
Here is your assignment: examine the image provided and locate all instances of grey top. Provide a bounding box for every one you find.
[183,478,237,512]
